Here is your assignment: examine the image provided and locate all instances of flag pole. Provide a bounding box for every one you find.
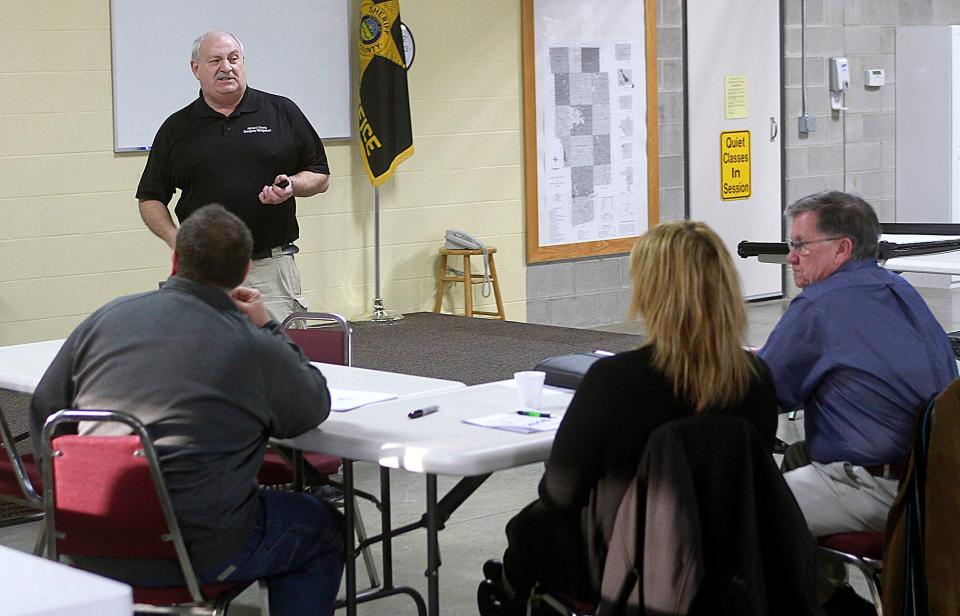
[354,186,402,322]
[353,0,413,323]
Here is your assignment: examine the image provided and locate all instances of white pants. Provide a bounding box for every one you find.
[784,461,899,536]
[245,254,308,324]
[785,461,899,602]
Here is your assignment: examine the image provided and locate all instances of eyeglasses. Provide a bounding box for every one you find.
[786,236,844,256]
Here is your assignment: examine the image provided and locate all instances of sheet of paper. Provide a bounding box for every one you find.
[330,388,398,412]
[463,412,564,434]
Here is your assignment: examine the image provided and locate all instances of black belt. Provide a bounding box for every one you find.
[252,244,298,260]
[863,463,902,480]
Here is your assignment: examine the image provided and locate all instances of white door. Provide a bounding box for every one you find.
[686,0,783,299]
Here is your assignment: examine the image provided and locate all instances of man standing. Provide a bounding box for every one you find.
[31,204,343,616]
[137,31,330,322]
[759,191,957,612]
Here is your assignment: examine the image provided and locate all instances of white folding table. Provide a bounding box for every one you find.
[310,361,465,399]
[0,339,467,400]
[276,380,575,616]
[881,233,960,275]
[0,545,133,615]
[0,339,67,394]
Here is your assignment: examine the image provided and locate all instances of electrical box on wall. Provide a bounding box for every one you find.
[865,68,885,87]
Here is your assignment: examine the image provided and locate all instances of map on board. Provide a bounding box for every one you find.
[538,43,646,247]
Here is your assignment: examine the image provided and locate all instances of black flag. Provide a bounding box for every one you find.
[358,0,414,186]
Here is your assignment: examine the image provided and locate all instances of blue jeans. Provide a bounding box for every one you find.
[200,490,345,616]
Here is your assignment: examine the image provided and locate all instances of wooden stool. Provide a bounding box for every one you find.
[434,247,505,319]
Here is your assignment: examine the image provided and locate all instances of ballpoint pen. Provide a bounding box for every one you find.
[408,405,440,419]
[516,410,552,418]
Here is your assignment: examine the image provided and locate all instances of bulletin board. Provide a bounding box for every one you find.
[522,0,659,263]
[110,0,352,152]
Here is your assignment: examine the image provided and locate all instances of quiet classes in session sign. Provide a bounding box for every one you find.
[720,130,751,201]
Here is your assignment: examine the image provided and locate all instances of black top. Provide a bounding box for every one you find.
[30,276,331,567]
[136,87,329,254]
[539,346,778,549]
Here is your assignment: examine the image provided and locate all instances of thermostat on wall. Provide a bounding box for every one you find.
[865,68,885,87]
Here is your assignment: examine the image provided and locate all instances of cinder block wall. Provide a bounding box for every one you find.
[0,0,527,344]
[785,0,960,219]
[783,0,897,219]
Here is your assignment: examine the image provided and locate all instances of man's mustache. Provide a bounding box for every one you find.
[216,72,235,80]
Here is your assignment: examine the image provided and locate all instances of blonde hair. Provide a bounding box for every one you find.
[629,221,756,411]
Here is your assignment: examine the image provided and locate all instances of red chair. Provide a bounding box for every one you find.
[258,312,381,589]
[281,311,352,366]
[0,404,45,553]
[258,311,351,491]
[42,409,253,615]
[818,532,884,615]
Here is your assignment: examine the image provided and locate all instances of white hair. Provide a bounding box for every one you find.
[191,31,244,63]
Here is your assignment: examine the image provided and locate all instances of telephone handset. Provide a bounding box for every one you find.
[443,229,491,298]
[444,229,484,250]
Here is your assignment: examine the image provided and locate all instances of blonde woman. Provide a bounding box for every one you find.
[478,221,778,614]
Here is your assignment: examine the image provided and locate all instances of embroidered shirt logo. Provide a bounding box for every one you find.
[243,125,272,134]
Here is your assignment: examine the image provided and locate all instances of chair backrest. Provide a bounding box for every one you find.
[41,409,205,603]
[883,383,960,614]
[0,404,41,505]
[280,311,352,366]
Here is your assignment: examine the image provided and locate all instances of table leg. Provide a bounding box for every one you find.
[343,459,357,615]
[335,463,426,616]
[337,471,489,615]
[380,467,393,588]
[292,450,305,492]
[426,474,440,616]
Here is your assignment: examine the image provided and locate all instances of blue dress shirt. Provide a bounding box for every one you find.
[759,259,957,465]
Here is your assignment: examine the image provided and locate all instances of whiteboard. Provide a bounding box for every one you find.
[110,0,352,152]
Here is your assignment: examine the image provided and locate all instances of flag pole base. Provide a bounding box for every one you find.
[352,298,404,323]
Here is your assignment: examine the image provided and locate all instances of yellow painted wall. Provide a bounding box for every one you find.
[0,0,526,345]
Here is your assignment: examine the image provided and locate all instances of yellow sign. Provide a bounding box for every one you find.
[724,75,748,119]
[720,130,751,201]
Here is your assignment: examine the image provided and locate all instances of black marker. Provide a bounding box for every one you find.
[408,405,439,419]
[275,178,290,189]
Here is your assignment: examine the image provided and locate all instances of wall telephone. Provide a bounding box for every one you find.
[443,229,492,297]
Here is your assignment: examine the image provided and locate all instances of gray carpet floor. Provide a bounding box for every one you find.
[352,312,643,385]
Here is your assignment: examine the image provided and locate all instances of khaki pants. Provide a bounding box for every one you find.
[784,461,897,536]
[245,254,308,324]
[782,441,898,602]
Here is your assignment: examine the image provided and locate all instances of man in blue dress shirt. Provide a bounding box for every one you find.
[759,191,957,611]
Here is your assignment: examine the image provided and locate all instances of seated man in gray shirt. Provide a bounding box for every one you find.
[31,204,343,616]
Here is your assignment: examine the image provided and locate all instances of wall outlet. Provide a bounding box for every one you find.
[798,114,817,134]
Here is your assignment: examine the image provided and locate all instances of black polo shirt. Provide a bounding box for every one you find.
[136,87,329,254]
